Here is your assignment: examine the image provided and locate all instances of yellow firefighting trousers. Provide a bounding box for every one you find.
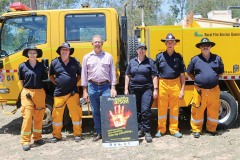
[157,78,181,134]
[191,85,220,133]
[52,93,82,139]
[20,88,46,145]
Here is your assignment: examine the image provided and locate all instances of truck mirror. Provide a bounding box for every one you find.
[0,50,8,58]
[134,29,141,38]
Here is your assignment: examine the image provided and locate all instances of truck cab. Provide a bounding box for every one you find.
[132,10,240,129]
[0,2,125,133]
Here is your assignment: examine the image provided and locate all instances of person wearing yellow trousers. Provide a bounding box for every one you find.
[155,33,186,138]
[18,46,48,151]
[49,42,82,143]
[187,38,224,138]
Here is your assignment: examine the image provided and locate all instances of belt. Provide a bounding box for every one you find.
[89,80,109,85]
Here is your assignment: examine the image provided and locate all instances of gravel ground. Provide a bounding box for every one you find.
[0,106,240,160]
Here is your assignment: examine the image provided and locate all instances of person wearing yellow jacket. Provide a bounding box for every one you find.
[18,46,48,151]
[49,42,82,143]
[187,38,224,138]
[155,33,186,138]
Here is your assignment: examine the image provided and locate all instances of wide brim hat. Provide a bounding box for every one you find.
[22,46,43,58]
[196,38,216,48]
[56,42,74,55]
[137,43,147,50]
[161,33,180,42]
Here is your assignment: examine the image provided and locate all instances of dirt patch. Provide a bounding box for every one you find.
[0,107,240,160]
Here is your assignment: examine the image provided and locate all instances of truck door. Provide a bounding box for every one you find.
[0,13,51,102]
[58,9,118,65]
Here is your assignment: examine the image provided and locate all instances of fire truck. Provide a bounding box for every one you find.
[0,2,239,133]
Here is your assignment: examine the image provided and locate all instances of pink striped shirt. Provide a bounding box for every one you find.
[81,51,117,86]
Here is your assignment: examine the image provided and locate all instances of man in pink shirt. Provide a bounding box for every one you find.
[81,35,117,142]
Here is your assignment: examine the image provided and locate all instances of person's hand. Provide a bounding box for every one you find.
[83,90,89,102]
[179,90,184,99]
[109,105,130,127]
[124,89,129,95]
[153,89,158,99]
[110,88,117,97]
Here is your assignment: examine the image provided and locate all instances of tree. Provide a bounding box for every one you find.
[0,0,80,12]
[37,0,79,9]
[126,0,162,34]
[77,0,163,34]
[169,0,186,21]
[185,0,240,18]
[0,0,29,14]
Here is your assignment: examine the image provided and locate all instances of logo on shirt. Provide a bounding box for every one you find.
[233,64,239,73]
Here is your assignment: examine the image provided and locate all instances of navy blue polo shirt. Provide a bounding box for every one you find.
[49,57,81,96]
[187,53,224,89]
[155,51,186,79]
[18,61,48,89]
[125,56,158,89]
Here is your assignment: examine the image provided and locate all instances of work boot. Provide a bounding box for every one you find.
[92,134,102,142]
[50,137,61,143]
[138,130,145,137]
[193,132,200,138]
[74,136,82,142]
[145,133,153,143]
[34,139,45,145]
[172,131,183,138]
[155,131,163,138]
[22,144,30,151]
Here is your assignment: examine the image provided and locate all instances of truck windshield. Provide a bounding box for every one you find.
[65,13,106,42]
[0,15,46,57]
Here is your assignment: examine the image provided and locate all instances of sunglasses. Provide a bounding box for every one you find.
[201,44,211,47]
[138,48,146,51]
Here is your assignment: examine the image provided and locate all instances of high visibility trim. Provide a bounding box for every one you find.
[0,69,18,73]
[158,115,167,120]
[191,118,204,124]
[72,120,82,125]
[169,115,178,120]
[207,117,218,123]
[52,121,63,126]
[185,75,240,81]
[21,131,31,135]
[33,128,42,133]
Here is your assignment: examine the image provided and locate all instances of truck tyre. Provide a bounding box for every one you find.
[42,95,53,134]
[128,36,138,61]
[217,91,238,130]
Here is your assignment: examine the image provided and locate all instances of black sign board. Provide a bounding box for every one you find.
[100,95,139,147]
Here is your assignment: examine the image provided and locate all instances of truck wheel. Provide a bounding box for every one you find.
[217,91,238,130]
[128,36,138,61]
[42,95,53,134]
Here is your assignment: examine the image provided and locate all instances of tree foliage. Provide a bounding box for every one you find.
[185,0,240,18]
[0,0,28,13]
[0,0,79,12]
[37,0,79,9]
[79,0,162,35]
[126,0,162,35]
[169,0,186,21]
[1,0,240,28]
